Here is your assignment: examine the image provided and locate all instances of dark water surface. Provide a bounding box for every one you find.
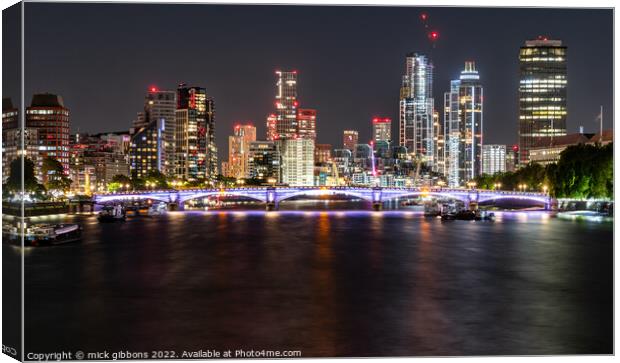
[20,205,612,356]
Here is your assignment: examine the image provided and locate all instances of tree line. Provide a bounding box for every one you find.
[474,142,613,199]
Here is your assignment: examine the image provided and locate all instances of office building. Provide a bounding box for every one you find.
[518,37,567,164]
[314,144,332,164]
[274,70,298,139]
[343,130,358,151]
[399,53,435,165]
[227,124,256,179]
[25,93,71,174]
[482,144,506,175]
[372,117,392,143]
[443,62,484,186]
[297,108,317,141]
[128,118,165,179]
[248,141,280,181]
[131,88,176,176]
[277,138,314,186]
[176,84,217,181]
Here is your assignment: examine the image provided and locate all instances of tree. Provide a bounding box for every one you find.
[41,157,72,194]
[2,157,46,200]
[107,174,132,192]
[143,170,169,189]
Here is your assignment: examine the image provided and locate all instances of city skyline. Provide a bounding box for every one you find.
[6,4,613,162]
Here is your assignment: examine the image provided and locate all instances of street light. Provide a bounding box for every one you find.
[542,184,548,194]
[437,180,446,189]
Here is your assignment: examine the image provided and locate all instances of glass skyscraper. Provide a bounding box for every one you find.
[399,52,434,166]
[443,62,484,187]
[518,37,567,165]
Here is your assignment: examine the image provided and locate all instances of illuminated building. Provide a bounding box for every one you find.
[443,62,484,187]
[528,133,591,166]
[399,52,435,165]
[176,84,218,181]
[372,117,391,143]
[70,133,130,192]
[227,124,256,179]
[248,141,280,181]
[132,88,176,176]
[266,113,277,141]
[25,93,71,174]
[333,148,352,179]
[432,110,445,174]
[506,145,518,172]
[277,138,314,186]
[128,118,165,179]
[274,70,298,139]
[297,108,317,141]
[518,37,567,164]
[482,144,506,175]
[314,144,332,164]
[343,130,358,151]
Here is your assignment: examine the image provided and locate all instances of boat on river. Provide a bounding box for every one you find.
[98,204,126,222]
[3,223,82,246]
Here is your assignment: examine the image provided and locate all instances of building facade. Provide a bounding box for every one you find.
[343,130,358,151]
[482,144,506,175]
[274,70,298,139]
[248,141,280,181]
[25,93,71,174]
[518,37,567,165]
[443,62,484,187]
[277,138,314,186]
[128,118,165,179]
[296,108,317,141]
[399,53,435,165]
[372,117,392,143]
[176,84,217,181]
[227,124,256,179]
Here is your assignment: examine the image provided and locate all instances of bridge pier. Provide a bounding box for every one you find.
[372,187,383,211]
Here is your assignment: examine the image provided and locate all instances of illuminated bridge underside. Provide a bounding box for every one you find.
[95,187,551,209]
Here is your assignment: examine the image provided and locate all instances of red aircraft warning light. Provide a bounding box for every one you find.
[428,30,440,42]
[149,86,158,92]
[420,12,428,21]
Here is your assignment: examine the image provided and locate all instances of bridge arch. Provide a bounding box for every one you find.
[478,194,550,205]
[95,194,172,204]
[381,191,470,203]
[178,191,267,205]
[275,188,374,203]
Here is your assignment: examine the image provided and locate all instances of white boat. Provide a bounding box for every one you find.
[98,204,126,222]
[4,224,82,246]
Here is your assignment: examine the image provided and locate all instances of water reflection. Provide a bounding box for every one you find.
[19,205,612,356]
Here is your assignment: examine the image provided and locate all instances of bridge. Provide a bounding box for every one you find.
[94,186,552,211]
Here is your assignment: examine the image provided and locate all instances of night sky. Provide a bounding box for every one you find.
[17,3,613,160]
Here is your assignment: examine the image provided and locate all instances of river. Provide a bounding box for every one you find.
[14,201,613,356]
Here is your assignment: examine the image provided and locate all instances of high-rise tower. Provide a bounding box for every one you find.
[443,61,484,186]
[399,53,435,166]
[273,70,298,139]
[518,37,567,165]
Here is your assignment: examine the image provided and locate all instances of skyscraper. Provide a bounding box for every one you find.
[343,130,358,151]
[372,117,392,143]
[296,108,317,141]
[266,113,277,141]
[482,144,506,175]
[176,84,217,181]
[227,123,256,179]
[518,37,567,165]
[26,93,71,173]
[443,62,484,187]
[133,88,176,176]
[399,53,435,165]
[274,70,298,139]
